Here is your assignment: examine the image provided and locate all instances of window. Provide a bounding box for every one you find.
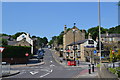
[88,40,94,44]
[22,35,25,38]
[77,45,80,50]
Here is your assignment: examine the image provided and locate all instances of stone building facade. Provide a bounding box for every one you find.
[66,37,97,62]
[96,32,120,49]
[63,25,85,52]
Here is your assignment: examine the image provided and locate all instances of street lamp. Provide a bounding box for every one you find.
[98,0,102,70]
[72,23,76,61]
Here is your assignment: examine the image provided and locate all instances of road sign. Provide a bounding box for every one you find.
[112,50,114,54]
[85,46,94,48]
[0,47,5,53]
[94,50,97,54]
[25,53,29,56]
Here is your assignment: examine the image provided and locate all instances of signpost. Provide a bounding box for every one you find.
[25,53,29,65]
[25,53,29,57]
[0,47,5,77]
[94,50,97,55]
[0,47,5,53]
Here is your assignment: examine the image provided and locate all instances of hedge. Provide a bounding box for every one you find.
[108,67,120,77]
[2,45,31,58]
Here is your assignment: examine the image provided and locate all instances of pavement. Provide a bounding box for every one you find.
[98,63,119,78]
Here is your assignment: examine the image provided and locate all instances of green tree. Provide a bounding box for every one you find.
[42,37,48,46]
[32,36,37,38]
[108,25,120,34]
[0,38,8,46]
[1,33,9,36]
[88,26,108,40]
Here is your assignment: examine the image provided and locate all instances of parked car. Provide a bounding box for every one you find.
[37,50,44,59]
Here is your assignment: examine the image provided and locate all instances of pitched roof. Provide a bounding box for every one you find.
[1,36,10,40]
[8,41,18,46]
[101,34,120,38]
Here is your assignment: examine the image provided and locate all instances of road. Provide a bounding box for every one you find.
[3,48,84,78]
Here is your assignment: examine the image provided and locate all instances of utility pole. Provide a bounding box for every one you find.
[73,23,76,61]
[98,0,102,70]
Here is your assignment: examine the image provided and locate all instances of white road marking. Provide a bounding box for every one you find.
[50,61,53,63]
[41,69,50,72]
[30,71,38,75]
[40,69,53,78]
[50,64,55,67]
[40,72,50,78]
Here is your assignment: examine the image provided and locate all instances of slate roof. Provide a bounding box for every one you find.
[67,39,88,46]
[101,34,120,38]
[1,36,10,40]
[8,41,18,46]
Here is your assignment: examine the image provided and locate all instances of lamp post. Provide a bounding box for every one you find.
[72,23,76,61]
[98,0,102,70]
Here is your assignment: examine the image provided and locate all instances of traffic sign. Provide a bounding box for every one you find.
[112,50,114,54]
[25,53,29,56]
[0,47,5,53]
[94,50,97,54]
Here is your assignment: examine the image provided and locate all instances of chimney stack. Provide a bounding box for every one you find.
[64,25,67,33]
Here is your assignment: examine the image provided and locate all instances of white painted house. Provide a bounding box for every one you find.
[16,33,33,54]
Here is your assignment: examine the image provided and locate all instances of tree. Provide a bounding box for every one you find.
[42,37,48,46]
[0,38,8,46]
[32,36,37,38]
[88,26,108,40]
[108,25,120,34]
[1,33,9,36]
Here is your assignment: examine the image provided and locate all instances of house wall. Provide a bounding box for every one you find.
[66,39,97,61]
[63,27,85,51]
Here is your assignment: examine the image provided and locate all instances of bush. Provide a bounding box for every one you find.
[108,67,120,77]
[2,45,31,58]
[108,68,116,74]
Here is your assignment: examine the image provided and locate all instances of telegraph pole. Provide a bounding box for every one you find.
[98,0,102,70]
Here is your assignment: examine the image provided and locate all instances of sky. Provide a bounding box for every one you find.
[2,0,118,2]
[2,2,118,41]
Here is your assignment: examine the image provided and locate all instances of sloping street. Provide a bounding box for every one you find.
[3,48,84,79]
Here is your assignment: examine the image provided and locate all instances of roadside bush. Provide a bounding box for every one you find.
[2,45,31,58]
[108,68,116,74]
[108,67,120,77]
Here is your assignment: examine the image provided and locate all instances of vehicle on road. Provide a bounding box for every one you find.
[37,50,44,62]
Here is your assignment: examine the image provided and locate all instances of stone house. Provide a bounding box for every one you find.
[8,38,32,47]
[96,32,120,49]
[63,25,85,53]
[66,33,97,62]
